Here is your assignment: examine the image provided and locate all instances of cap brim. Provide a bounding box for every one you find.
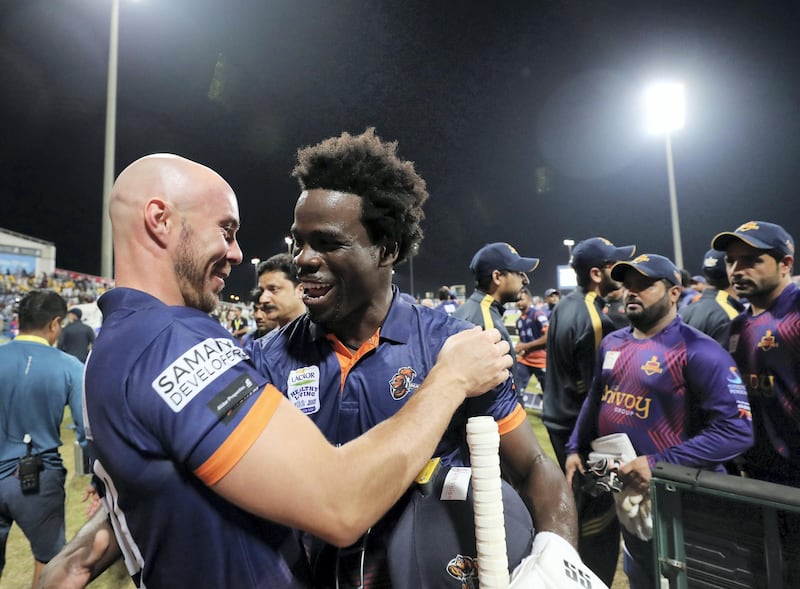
[612,245,636,261]
[508,257,540,273]
[711,231,772,252]
[610,261,642,282]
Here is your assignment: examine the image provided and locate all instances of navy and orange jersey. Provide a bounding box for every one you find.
[250,289,525,462]
[566,316,753,471]
[516,306,548,369]
[680,287,745,345]
[84,288,309,589]
[728,282,800,483]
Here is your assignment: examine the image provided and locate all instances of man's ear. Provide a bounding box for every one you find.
[668,283,683,303]
[144,198,171,247]
[379,241,400,267]
[779,255,795,277]
[491,269,504,286]
[589,266,604,285]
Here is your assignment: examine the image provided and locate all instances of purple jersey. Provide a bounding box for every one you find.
[567,316,752,472]
[728,282,800,483]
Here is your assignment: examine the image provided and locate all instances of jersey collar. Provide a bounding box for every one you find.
[307,285,413,345]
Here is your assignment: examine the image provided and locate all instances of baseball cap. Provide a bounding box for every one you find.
[469,242,539,278]
[690,275,707,285]
[388,466,534,589]
[570,237,636,271]
[610,253,682,286]
[68,308,82,319]
[702,249,727,281]
[544,288,559,297]
[711,221,795,257]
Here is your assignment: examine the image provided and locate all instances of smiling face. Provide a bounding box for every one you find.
[291,189,391,335]
[725,241,792,310]
[173,188,242,314]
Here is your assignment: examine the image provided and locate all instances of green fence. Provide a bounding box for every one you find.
[651,462,800,588]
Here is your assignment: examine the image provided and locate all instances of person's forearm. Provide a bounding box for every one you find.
[215,327,510,547]
[522,456,579,548]
[38,507,121,589]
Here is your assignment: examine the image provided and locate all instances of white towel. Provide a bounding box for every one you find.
[589,433,653,541]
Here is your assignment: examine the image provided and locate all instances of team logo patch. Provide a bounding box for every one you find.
[727,366,743,385]
[736,221,760,232]
[640,355,662,376]
[389,366,418,400]
[287,366,320,415]
[446,554,478,588]
[704,254,721,270]
[152,338,248,413]
[757,330,779,351]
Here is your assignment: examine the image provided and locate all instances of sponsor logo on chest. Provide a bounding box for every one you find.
[287,366,321,415]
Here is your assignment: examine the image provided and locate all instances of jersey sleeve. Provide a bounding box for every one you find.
[651,332,753,468]
[467,375,525,435]
[124,320,278,483]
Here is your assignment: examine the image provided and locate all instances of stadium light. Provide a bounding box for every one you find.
[563,238,575,260]
[250,257,260,287]
[644,81,685,269]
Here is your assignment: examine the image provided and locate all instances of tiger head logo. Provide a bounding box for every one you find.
[389,367,417,400]
[446,554,478,589]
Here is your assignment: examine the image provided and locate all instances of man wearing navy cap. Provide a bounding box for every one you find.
[566,253,753,589]
[543,288,560,318]
[712,220,800,486]
[679,249,745,345]
[454,242,539,393]
[542,236,635,585]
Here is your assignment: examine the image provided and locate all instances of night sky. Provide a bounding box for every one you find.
[2,0,799,299]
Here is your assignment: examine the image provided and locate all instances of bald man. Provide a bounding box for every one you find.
[39,154,511,589]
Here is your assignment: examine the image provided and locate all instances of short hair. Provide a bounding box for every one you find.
[574,266,593,289]
[257,253,300,286]
[18,290,66,331]
[476,270,511,292]
[765,248,791,268]
[292,128,429,264]
[705,272,730,290]
[250,287,264,304]
[437,286,450,301]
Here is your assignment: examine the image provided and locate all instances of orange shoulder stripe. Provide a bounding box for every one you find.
[194,383,283,486]
[496,404,527,436]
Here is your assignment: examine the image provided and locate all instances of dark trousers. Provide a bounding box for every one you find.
[547,427,621,587]
[515,363,545,394]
